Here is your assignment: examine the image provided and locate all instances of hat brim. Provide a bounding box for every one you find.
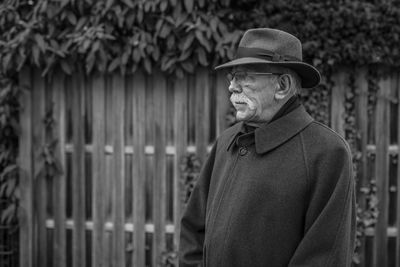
[215,57,321,89]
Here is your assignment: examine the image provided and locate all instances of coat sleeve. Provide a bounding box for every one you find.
[288,140,356,267]
[179,143,217,267]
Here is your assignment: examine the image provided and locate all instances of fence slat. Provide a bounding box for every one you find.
[92,74,106,267]
[18,68,34,267]
[195,68,210,161]
[112,73,126,266]
[395,71,400,267]
[52,72,67,267]
[31,69,47,267]
[153,71,167,266]
[71,74,86,267]
[216,72,230,136]
[173,76,188,252]
[331,70,346,136]
[132,72,146,267]
[354,68,369,266]
[373,74,391,267]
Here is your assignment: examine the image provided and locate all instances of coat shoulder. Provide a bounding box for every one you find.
[302,121,351,155]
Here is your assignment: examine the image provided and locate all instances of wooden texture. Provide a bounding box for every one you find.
[52,72,67,267]
[373,74,391,267]
[112,73,126,266]
[92,74,106,267]
[195,68,210,161]
[71,74,86,267]
[396,71,400,267]
[354,68,369,266]
[18,68,34,267]
[17,67,400,267]
[153,70,167,266]
[173,76,188,251]
[132,72,146,267]
[32,69,47,267]
[330,70,346,136]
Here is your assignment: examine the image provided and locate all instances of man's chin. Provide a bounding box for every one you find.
[235,112,255,122]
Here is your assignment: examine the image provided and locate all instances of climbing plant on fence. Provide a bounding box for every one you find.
[1,0,400,265]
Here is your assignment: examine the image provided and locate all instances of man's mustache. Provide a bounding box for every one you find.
[230,93,250,104]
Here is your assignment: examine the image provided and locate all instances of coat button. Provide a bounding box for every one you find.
[239,146,248,156]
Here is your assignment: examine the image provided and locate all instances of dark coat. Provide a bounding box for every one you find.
[179,105,356,267]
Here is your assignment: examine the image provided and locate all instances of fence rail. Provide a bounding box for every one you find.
[17,67,400,266]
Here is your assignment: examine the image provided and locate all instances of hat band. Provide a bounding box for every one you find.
[236,47,301,62]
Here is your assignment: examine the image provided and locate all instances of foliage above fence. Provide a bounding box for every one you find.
[1,0,400,77]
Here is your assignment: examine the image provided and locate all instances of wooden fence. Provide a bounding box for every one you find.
[16,67,400,266]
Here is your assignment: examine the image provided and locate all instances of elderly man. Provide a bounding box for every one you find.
[179,28,356,267]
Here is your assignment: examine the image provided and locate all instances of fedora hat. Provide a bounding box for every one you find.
[215,28,321,88]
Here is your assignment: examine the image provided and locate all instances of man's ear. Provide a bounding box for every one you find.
[275,74,292,100]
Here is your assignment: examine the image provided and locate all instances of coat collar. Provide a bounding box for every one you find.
[227,105,314,154]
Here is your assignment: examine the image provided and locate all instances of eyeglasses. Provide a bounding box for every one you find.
[226,71,282,84]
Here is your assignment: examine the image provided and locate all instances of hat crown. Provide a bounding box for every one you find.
[239,28,303,61]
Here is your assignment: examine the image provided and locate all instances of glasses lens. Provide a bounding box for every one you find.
[226,71,248,84]
[226,72,234,82]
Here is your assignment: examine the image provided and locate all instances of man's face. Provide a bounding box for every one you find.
[228,65,280,123]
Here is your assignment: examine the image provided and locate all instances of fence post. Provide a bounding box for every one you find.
[18,68,34,267]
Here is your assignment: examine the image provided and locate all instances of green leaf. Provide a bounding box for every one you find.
[195,30,211,52]
[60,0,70,9]
[197,47,208,66]
[32,46,40,66]
[1,203,16,224]
[106,0,115,11]
[184,0,193,13]
[121,50,130,65]
[121,0,134,8]
[159,24,171,38]
[108,57,120,72]
[152,46,160,61]
[34,34,47,52]
[181,61,194,73]
[67,11,77,25]
[5,177,16,197]
[143,58,152,73]
[76,17,88,30]
[60,60,72,75]
[132,48,141,63]
[0,164,17,181]
[182,34,194,50]
[137,8,143,23]
[160,0,168,12]
[86,51,95,74]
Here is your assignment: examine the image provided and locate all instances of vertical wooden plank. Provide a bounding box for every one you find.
[31,69,47,267]
[195,68,210,161]
[112,73,126,266]
[153,70,167,266]
[132,72,146,267]
[92,74,106,267]
[331,70,346,136]
[216,72,230,136]
[354,68,368,267]
[52,72,67,267]
[173,76,188,252]
[395,71,400,267]
[72,74,86,267]
[373,73,390,267]
[18,68,34,267]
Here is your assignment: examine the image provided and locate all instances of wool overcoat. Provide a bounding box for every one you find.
[179,105,356,267]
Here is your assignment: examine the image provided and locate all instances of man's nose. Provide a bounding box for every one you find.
[228,80,242,93]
